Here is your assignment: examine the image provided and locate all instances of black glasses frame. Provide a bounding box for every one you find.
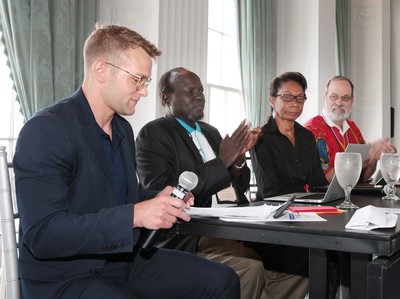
[275,94,307,103]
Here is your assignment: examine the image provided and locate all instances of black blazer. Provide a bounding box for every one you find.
[14,88,156,298]
[136,113,250,251]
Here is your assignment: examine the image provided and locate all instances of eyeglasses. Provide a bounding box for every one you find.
[275,94,307,103]
[105,62,151,91]
[328,94,353,102]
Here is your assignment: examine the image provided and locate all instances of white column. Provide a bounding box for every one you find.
[350,0,391,142]
[276,0,336,124]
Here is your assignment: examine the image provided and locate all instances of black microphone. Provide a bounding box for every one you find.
[141,171,198,251]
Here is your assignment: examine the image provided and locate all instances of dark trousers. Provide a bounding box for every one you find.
[77,248,240,299]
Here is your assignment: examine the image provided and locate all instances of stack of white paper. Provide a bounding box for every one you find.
[186,204,276,220]
[345,205,398,231]
[186,204,326,222]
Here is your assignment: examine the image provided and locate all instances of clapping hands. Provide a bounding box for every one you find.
[218,120,261,168]
[243,126,262,155]
[368,138,397,161]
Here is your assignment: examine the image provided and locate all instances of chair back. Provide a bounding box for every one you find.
[0,146,20,298]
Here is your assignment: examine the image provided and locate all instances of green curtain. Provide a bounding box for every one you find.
[236,0,276,127]
[336,0,350,76]
[0,0,96,121]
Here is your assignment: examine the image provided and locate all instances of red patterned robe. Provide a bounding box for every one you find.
[304,115,365,175]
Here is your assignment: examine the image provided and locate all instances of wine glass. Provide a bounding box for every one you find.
[335,152,362,209]
[380,153,400,200]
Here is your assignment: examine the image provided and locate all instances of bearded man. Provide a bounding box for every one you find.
[304,75,396,183]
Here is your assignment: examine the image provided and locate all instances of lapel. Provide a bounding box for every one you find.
[72,89,112,184]
[165,114,205,164]
[72,88,140,203]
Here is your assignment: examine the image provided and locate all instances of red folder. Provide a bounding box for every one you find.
[288,206,342,214]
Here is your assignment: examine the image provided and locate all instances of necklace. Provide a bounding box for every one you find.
[329,126,349,152]
[321,114,359,151]
[322,115,354,152]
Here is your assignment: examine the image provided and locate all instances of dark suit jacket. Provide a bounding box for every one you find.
[136,113,250,251]
[13,88,156,298]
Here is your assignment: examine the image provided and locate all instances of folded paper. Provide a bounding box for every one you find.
[345,205,398,231]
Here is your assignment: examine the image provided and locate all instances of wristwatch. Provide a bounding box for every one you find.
[233,157,246,169]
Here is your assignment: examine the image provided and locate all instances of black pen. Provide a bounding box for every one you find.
[273,195,296,219]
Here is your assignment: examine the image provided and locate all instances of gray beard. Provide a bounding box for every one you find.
[328,110,350,123]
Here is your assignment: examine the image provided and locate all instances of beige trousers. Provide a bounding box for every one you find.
[197,237,309,299]
[251,243,310,299]
[197,236,266,299]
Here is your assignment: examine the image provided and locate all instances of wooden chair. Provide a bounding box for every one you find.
[0,146,20,298]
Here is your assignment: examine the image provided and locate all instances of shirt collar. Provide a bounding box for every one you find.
[176,118,202,134]
[98,116,124,143]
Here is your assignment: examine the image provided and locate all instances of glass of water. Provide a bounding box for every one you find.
[380,153,400,200]
[335,152,362,209]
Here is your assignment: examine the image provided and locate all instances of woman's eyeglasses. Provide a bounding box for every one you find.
[275,94,307,103]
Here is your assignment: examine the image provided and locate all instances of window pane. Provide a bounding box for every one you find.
[209,87,226,131]
[208,0,241,89]
[222,34,241,87]
[208,0,244,136]
[209,86,245,136]
[222,0,236,37]
[208,0,223,31]
[207,30,223,85]
[225,90,245,135]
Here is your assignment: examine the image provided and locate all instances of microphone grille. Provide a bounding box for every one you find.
[178,171,198,191]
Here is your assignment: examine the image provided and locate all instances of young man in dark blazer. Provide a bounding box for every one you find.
[13,25,239,299]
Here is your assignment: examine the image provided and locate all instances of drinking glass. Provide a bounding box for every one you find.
[380,153,400,200]
[335,152,362,209]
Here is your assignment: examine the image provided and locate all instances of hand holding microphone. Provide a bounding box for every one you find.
[141,171,198,251]
[169,171,198,200]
